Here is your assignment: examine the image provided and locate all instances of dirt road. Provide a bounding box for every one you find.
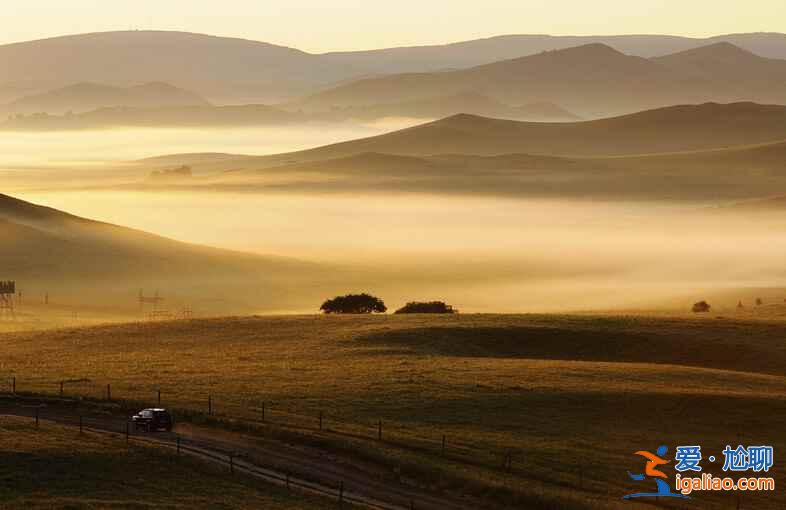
[0,396,480,510]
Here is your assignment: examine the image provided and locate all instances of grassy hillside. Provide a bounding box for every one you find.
[0,193,331,316]
[1,314,784,509]
[0,415,337,509]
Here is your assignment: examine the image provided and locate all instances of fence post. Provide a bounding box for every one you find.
[12,376,15,394]
[126,421,129,443]
[338,481,344,507]
[79,415,83,435]
[441,435,446,456]
[208,395,212,416]
[157,389,161,406]
[286,472,290,492]
[35,407,39,428]
[378,420,382,441]
[410,500,415,510]
[106,384,111,401]
[229,454,234,474]
[319,411,323,431]
[60,381,64,397]
[262,401,266,422]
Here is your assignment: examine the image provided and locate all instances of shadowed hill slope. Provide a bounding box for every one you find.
[0,194,326,314]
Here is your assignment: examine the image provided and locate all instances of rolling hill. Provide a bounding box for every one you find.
[132,102,786,202]
[195,140,786,202]
[0,31,361,104]
[4,81,210,115]
[3,31,786,106]
[211,102,786,168]
[323,32,786,73]
[303,43,786,118]
[653,42,786,102]
[0,193,327,315]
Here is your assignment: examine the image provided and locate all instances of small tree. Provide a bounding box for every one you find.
[756,298,764,306]
[395,301,457,314]
[320,293,387,314]
[692,301,711,313]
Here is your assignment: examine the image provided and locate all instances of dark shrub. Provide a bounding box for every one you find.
[692,301,711,313]
[395,301,457,314]
[320,293,387,314]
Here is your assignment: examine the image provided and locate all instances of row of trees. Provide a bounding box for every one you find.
[320,293,457,314]
[693,297,769,313]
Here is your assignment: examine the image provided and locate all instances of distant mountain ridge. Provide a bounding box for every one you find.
[322,32,786,73]
[5,81,210,115]
[3,30,786,105]
[303,42,786,118]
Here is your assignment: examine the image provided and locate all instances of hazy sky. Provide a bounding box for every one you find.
[4,1,785,52]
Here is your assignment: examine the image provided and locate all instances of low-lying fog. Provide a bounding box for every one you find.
[0,120,418,168]
[14,188,786,313]
[5,125,786,314]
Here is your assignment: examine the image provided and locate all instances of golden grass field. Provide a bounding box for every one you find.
[0,415,340,509]
[1,313,784,509]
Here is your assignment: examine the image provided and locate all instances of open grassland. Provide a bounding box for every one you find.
[0,415,339,509]
[1,314,784,508]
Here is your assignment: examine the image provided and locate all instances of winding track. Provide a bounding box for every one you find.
[0,397,479,510]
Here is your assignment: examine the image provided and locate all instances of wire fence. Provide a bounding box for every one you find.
[7,407,406,510]
[0,375,524,475]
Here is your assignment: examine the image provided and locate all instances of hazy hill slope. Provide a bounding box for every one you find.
[1,104,302,130]
[324,32,786,73]
[231,103,786,166]
[0,31,361,103]
[304,42,786,118]
[5,81,210,115]
[3,31,786,105]
[304,44,684,117]
[653,42,786,103]
[0,194,323,313]
[204,139,786,201]
[323,91,580,122]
